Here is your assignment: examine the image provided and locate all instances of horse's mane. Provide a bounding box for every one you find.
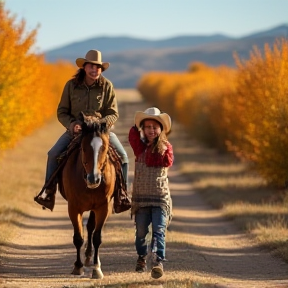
[80,111,108,135]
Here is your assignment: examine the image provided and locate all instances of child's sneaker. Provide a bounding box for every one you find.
[135,255,147,272]
[151,261,163,279]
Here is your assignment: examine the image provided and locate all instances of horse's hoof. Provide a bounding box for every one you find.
[92,268,104,279]
[71,266,84,276]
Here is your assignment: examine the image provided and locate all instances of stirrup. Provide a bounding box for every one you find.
[34,192,55,211]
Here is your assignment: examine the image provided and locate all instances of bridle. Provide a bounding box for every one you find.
[84,124,110,188]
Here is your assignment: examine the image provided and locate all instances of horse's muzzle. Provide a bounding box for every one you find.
[86,173,102,189]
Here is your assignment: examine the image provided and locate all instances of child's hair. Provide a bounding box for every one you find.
[153,131,168,154]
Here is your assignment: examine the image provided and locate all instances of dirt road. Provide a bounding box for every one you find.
[1,99,288,288]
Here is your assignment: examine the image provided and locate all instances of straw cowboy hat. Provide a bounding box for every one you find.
[75,50,110,71]
[134,107,172,134]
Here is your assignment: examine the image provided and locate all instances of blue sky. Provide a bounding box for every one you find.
[3,0,288,52]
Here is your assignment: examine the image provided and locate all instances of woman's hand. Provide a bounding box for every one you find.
[69,121,82,135]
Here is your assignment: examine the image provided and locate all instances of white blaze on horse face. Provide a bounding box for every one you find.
[90,136,103,184]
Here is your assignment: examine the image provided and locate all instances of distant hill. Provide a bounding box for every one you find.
[44,34,232,60]
[44,24,288,88]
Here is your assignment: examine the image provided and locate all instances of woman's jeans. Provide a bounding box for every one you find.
[45,131,72,184]
[135,207,168,260]
[45,130,129,186]
[109,132,129,185]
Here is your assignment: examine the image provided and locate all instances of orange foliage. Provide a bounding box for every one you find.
[138,63,236,148]
[137,38,288,187]
[226,39,288,186]
[0,3,76,151]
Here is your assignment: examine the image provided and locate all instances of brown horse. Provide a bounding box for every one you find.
[58,113,115,279]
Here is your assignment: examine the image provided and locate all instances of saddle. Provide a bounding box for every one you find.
[37,134,131,213]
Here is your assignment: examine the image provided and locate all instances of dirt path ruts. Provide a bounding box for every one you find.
[0,99,288,288]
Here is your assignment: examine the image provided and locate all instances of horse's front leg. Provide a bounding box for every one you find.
[91,207,110,279]
[84,211,95,267]
[91,229,103,279]
[69,208,84,275]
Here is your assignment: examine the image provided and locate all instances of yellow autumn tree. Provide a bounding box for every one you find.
[0,3,45,149]
[138,39,288,187]
[137,63,236,149]
[0,3,76,151]
[225,39,288,186]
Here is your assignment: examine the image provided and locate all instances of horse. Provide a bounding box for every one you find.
[58,112,116,279]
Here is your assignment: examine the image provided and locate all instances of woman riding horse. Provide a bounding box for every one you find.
[34,49,129,211]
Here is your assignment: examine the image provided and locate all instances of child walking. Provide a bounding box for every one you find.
[128,107,174,279]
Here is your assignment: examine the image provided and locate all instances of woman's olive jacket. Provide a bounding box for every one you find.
[57,75,118,129]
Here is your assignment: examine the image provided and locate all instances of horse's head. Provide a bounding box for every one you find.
[80,112,109,189]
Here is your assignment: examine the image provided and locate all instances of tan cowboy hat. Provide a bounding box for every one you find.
[75,50,110,71]
[134,107,172,134]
